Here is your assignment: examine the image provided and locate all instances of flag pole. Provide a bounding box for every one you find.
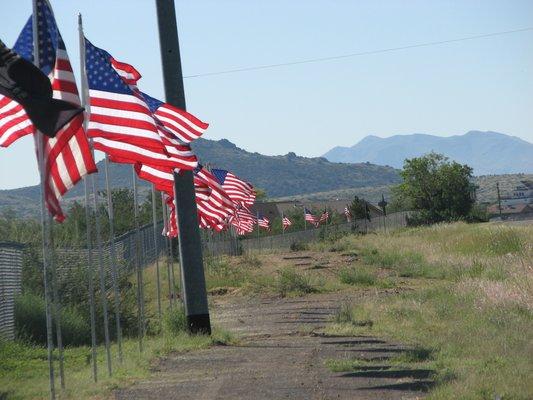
[132,167,145,350]
[91,169,112,375]
[151,185,162,320]
[77,15,112,376]
[32,2,56,398]
[256,211,260,239]
[156,0,211,334]
[161,194,174,309]
[78,14,98,382]
[48,218,65,389]
[281,211,284,235]
[83,178,98,382]
[104,155,123,362]
[304,207,307,230]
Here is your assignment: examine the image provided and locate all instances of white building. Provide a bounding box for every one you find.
[501,180,533,206]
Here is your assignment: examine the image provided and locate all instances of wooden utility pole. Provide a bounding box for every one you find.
[496,182,503,217]
[155,0,211,334]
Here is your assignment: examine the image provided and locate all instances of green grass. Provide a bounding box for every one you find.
[0,327,232,400]
[321,222,533,399]
[275,268,319,297]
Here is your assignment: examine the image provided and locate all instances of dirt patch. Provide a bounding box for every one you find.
[116,292,432,399]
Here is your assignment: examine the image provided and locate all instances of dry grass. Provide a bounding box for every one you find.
[321,222,533,399]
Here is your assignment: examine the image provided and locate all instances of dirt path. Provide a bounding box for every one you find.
[116,292,433,400]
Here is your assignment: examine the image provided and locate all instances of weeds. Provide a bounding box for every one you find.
[276,268,318,297]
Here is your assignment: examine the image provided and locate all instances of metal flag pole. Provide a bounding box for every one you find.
[79,15,98,382]
[132,167,145,350]
[78,14,112,376]
[256,211,260,239]
[104,155,123,362]
[32,2,56,397]
[281,211,284,235]
[161,194,174,309]
[48,218,65,389]
[91,164,112,375]
[151,185,162,320]
[83,178,98,382]
[304,207,307,230]
[156,0,211,334]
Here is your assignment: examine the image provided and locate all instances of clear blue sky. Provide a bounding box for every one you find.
[1,0,532,189]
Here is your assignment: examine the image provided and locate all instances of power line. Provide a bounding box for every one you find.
[184,27,533,79]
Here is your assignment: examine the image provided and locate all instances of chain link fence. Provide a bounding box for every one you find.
[0,242,24,340]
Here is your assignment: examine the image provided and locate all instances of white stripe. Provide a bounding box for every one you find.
[54,153,74,193]
[53,69,76,83]
[141,165,173,181]
[89,89,148,105]
[69,136,88,179]
[91,106,158,127]
[52,90,80,105]
[89,121,162,141]
[93,137,172,160]
[159,105,206,133]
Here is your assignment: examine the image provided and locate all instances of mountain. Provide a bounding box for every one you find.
[322,131,533,175]
[0,138,400,217]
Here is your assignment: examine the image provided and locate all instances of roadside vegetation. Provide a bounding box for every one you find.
[320,222,533,399]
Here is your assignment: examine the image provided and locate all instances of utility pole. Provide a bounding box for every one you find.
[496,182,502,218]
[155,0,211,334]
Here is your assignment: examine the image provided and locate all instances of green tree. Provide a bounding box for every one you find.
[392,152,475,223]
[349,196,369,220]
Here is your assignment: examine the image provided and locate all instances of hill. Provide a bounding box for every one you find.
[323,131,533,175]
[0,138,400,217]
[273,174,533,206]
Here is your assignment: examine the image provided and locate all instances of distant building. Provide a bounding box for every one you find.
[489,180,533,221]
[501,180,533,206]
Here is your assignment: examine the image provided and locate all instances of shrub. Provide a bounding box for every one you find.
[15,292,90,347]
[162,306,187,335]
[276,268,317,297]
[338,267,376,286]
[290,241,308,252]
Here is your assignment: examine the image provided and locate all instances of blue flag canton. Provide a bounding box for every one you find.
[85,39,131,95]
[13,0,64,76]
[211,169,228,185]
[141,92,163,113]
[305,208,313,215]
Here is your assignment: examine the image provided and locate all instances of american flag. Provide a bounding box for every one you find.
[344,206,351,221]
[84,38,196,170]
[304,208,319,226]
[282,216,292,230]
[211,168,255,207]
[319,210,329,224]
[230,205,256,235]
[257,213,270,229]
[6,1,97,221]
[135,164,235,230]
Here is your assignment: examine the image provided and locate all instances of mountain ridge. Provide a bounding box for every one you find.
[323,131,533,174]
[0,137,401,217]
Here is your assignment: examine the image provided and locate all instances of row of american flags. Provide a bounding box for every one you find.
[0,0,356,237]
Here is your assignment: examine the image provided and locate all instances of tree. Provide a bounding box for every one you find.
[392,152,475,223]
[349,196,369,220]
